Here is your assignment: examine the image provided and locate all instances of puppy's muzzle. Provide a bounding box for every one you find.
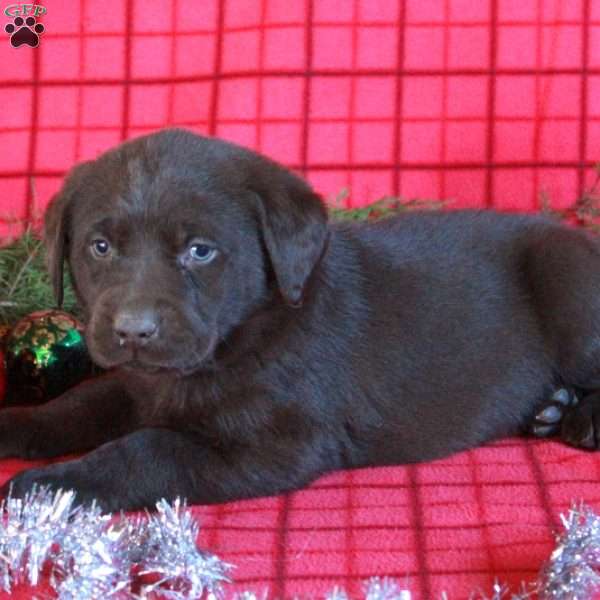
[113,309,159,347]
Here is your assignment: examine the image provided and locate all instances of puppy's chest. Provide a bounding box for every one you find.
[133,372,248,429]
[162,374,310,448]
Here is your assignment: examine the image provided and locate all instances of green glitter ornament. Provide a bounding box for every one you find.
[4,310,95,406]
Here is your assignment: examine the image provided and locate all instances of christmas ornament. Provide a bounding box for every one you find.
[0,349,5,405]
[4,309,95,406]
[0,325,10,404]
[0,324,10,346]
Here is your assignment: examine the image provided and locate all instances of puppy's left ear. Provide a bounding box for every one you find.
[252,169,329,307]
[44,188,71,308]
[43,162,90,307]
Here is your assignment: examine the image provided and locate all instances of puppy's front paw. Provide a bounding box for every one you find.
[2,462,106,511]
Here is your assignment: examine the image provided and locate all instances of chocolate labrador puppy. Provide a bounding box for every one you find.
[1,128,599,512]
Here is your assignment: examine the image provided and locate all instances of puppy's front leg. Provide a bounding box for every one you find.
[4,428,335,512]
[0,373,138,459]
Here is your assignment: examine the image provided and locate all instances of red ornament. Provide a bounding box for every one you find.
[0,324,8,403]
[0,348,5,403]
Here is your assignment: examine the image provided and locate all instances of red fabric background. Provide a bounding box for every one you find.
[1,0,600,235]
[1,1,600,598]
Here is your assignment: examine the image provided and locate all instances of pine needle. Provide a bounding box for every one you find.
[330,196,449,221]
[0,229,78,326]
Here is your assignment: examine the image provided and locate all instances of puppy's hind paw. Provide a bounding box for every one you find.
[531,387,579,438]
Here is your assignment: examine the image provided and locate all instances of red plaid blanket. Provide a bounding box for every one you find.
[0,438,599,598]
[1,0,600,597]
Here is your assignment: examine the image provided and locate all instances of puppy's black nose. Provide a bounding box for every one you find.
[114,310,159,345]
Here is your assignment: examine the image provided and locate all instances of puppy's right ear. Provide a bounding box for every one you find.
[43,162,89,307]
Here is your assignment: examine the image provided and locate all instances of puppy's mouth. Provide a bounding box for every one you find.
[120,358,202,377]
[86,306,220,376]
[99,354,205,377]
[121,359,166,374]
[89,334,219,377]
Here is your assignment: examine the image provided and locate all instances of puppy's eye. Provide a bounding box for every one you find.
[91,238,111,258]
[189,243,217,263]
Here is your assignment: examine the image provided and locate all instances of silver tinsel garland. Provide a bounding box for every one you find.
[538,503,600,599]
[0,486,599,599]
[0,486,231,599]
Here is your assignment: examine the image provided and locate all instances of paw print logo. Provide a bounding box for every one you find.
[4,16,45,48]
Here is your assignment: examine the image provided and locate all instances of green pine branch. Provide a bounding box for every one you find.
[0,229,78,326]
[539,163,600,233]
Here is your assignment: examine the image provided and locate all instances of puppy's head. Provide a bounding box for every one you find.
[44,129,328,375]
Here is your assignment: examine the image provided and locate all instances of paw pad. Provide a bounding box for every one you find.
[4,16,44,48]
